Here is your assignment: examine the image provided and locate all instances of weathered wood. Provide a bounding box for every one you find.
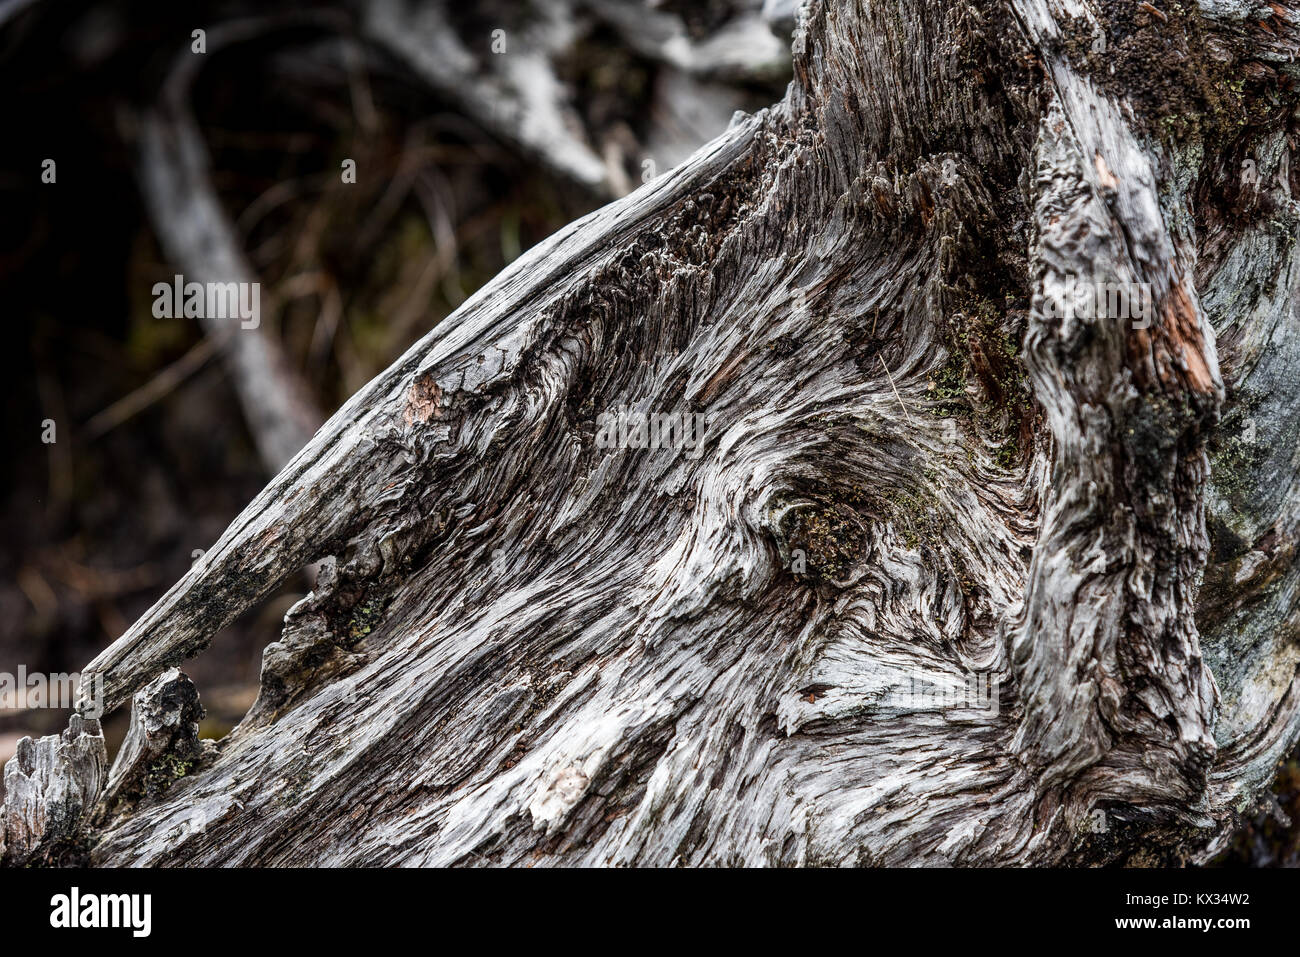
[0,716,106,866]
[16,0,1300,866]
[96,670,209,822]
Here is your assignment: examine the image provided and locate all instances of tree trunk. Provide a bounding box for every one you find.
[6,0,1300,866]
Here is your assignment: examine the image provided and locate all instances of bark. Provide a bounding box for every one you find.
[7,0,1300,866]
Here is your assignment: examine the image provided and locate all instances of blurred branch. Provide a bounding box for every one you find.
[82,337,220,441]
[130,19,337,471]
[362,0,614,195]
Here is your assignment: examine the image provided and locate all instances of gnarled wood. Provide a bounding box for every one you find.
[11,0,1299,867]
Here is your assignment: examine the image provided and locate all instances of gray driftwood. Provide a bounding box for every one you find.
[7,0,1300,866]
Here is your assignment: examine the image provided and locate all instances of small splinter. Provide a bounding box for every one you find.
[879,355,917,428]
[1137,2,1167,23]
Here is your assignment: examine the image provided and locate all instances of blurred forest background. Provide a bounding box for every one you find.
[0,0,1294,865]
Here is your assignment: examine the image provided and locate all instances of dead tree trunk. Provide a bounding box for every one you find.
[7,0,1300,866]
